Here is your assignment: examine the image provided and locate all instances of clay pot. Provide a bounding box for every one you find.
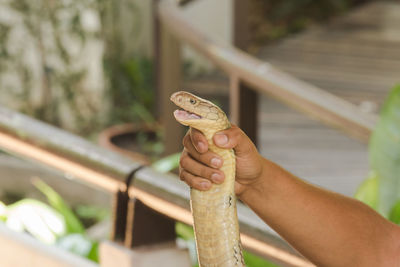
[98,123,160,165]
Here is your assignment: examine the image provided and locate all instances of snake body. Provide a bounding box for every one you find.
[171,91,245,267]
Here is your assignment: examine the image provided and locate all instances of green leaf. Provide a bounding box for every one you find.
[6,199,66,244]
[151,153,181,173]
[175,222,194,240]
[369,85,400,216]
[75,205,109,222]
[131,103,155,125]
[0,201,7,221]
[56,234,93,258]
[87,241,100,263]
[243,250,280,267]
[32,178,85,234]
[354,171,379,209]
[389,200,400,224]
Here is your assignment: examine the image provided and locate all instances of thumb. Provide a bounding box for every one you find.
[213,125,255,156]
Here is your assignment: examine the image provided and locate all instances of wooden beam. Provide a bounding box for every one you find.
[230,76,258,146]
[154,1,185,156]
[231,0,258,146]
[232,0,250,51]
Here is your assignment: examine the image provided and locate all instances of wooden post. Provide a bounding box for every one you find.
[230,76,258,146]
[233,0,250,51]
[124,198,176,248]
[231,0,258,146]
[110,190,130,243]
[153,0,185,156]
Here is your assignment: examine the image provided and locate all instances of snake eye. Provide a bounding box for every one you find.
[190,99,196,105]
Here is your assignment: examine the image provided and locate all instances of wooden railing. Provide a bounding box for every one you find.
[0,105,313,266]
[155,0,377,155]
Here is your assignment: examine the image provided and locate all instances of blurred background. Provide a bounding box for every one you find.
[0,0,373,135]
[0,0,399,266]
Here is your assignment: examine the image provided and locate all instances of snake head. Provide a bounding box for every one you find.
[170,91,230,129]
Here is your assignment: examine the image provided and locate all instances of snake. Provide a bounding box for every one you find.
[171,91,245,267]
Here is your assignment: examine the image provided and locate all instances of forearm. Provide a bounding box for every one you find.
[240,158,400,267]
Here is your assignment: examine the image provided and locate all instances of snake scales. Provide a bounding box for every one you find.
[171,91,245,267]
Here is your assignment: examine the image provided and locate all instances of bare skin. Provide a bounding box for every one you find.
[179,125,400,267]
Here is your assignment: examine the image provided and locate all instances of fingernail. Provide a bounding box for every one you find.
[200,181,211,189]
[211,173,223,183]
[197,141,206,152]
[211,157,222,168]
[215,134,228,146]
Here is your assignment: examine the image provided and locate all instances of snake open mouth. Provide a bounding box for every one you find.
[174,109,202,120]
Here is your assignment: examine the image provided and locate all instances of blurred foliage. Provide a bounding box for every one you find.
[354,171,378,210]
[32,178,85,234]
[0,0,105,133]
[94,0,155,128]
[99,1,160,156]
[0,0,155,136]
[151,152,181,173]
[0,179,109,262]
[355,85,400,222]
[75,204,109,227]
[6,199,66,244]
[103,53,155,126]
[389,200,400,225]
[368,85,400,217]
[249,0,372,51]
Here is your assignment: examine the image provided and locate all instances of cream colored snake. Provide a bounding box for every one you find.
[171,91,245,267]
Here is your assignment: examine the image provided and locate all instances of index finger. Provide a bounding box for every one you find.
[189,128,208,153]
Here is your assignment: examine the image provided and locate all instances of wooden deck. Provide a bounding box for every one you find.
[185,1,400,197]
[258,1,400,108]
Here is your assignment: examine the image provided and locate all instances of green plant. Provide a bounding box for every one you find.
[0,0,106,133]
[104,56,155,125]
[32,178,85,234]
[0,0,156,138]
[98,0,163,158]
[98,0,157,127]
[151,152,181,173]
[354,171,378,210]
[355,85,400,221]
[0,179,109,263]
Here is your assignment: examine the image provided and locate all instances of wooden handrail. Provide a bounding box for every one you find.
[157,0,377,142]
[0,224,97,267]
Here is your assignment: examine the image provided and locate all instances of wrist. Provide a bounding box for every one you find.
[238,157,273,201]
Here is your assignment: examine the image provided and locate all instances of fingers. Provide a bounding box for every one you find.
[183,131,223,169]
[180,129,226,191]
[180,150,225,184]
[179,169,211,191]
[213,125,255,156]
[189,128,208,153]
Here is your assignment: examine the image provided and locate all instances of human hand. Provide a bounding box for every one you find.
[179,125,265,196]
